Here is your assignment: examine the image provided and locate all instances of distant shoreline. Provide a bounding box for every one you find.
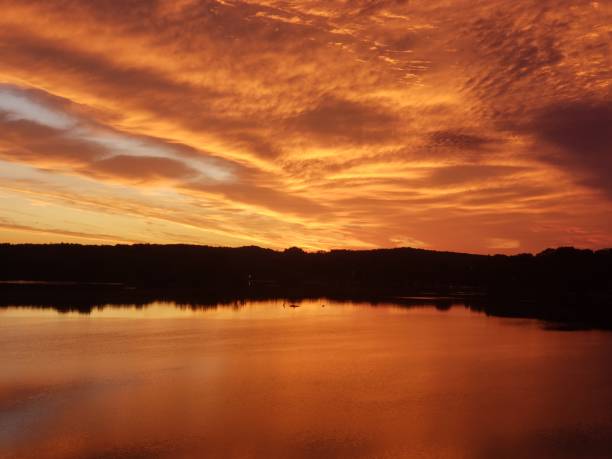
[1,281,611,330]
[1,243,610,328]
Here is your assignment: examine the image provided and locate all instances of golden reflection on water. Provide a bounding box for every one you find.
[1,301,612,459]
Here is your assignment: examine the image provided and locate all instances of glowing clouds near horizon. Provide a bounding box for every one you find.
[0,0,610,252]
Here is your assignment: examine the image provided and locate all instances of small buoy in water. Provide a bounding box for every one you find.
[321,304,325,307]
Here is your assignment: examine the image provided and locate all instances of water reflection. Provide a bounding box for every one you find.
[1,301,612,459]
[0,299,464,319]
[2,281,611,330]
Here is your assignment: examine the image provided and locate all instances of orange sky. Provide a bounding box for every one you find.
[0,0,610,253]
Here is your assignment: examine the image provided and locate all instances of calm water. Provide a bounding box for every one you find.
[1,300,612,459]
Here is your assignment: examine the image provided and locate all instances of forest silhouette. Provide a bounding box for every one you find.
[1,243,610,328]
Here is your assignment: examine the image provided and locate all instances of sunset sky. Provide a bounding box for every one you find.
[0,0,610,253]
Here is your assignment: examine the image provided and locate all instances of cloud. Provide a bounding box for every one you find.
[486,237,520,249]
[424,165,526,187]
[288,97,399,144]
[529,101,612,196]
[0,87,76,129]
[0,117,106,166]
[0,85,234,182]
[90,155,200,183]
[0,219,133,244]
[0,0,610,253]
[189,182,329,218]
[428,130,495,152]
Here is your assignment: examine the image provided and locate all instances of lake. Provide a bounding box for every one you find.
[1,300,612,459]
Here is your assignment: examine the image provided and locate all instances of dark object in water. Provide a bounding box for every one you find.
[289,304,300,308]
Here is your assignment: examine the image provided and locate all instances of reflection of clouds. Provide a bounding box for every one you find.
[0,0,610,252]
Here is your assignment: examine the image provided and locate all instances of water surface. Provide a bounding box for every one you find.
[1,300,612,458]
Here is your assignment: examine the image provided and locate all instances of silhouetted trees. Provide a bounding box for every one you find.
[0,244,610,294]
[0,243,610,327]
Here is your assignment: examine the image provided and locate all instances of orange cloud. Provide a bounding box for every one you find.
[0,0,610,253]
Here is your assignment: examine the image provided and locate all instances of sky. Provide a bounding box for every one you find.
[0,0,610,253]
